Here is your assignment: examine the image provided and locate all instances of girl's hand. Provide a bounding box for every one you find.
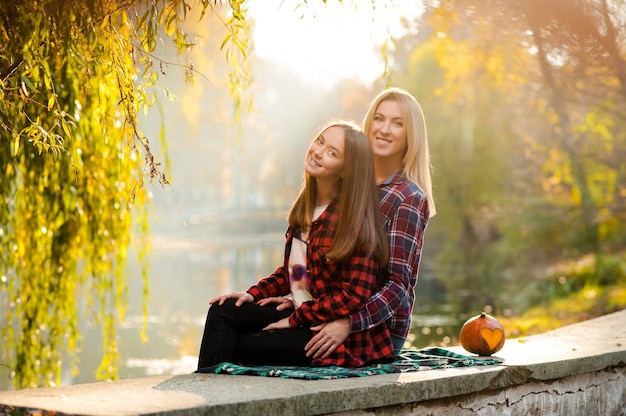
[209,292,254,307]
[263,317,292,330]
[256,296,295,311]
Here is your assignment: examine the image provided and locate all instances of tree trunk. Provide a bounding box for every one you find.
[528,17,599,249]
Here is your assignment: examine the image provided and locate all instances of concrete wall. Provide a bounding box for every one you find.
[337,367,626,416]
[1,310,625,416]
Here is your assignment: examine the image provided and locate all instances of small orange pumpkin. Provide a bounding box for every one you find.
[459,312,505,356]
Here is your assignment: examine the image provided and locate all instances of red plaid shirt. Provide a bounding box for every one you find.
[247,200,394,367]
[349,169,430,341]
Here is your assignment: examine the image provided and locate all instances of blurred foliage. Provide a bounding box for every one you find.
[515,253,626,311]
[500,253,626,338]
[0,0,251,389]
[386,0,626,321]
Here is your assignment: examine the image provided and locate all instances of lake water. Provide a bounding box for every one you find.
[1,230,461,389]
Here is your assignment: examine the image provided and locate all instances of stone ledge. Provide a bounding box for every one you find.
[0,310,625,416]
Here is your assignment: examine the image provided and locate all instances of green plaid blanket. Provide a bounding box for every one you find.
[196,347,502,380]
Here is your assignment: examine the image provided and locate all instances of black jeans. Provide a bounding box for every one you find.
[196,299,314,370]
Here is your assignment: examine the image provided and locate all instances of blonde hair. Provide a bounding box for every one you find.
[363,88,436,217]
[288,121,388,265]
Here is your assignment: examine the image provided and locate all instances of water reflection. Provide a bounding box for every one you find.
[68,231,286,386]
[0,232,462,389]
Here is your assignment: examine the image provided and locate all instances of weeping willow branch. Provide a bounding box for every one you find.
[0,0,254,389]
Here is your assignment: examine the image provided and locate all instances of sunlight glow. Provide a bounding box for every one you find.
[248,0,425,87]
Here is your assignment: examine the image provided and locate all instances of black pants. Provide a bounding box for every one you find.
[196,299,314,370]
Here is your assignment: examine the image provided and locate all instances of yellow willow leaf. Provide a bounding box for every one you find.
[12,134,20,156]
[47,94,55,111]
[61,119,71,137]
[165,21,176,37]
[220,33,233,50]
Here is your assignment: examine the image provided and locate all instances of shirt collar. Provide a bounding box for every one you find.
[379,169,406,186]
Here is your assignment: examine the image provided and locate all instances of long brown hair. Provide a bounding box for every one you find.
[363,87,436,217]
[288,121,388,265]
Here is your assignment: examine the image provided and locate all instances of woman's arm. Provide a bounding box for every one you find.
[350,193,428,332]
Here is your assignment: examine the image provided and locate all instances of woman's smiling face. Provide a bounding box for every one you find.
[368,99,407,164]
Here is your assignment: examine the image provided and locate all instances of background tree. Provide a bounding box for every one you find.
[392,0,626,318]
[426,0,626,251]
[0,0,250,389]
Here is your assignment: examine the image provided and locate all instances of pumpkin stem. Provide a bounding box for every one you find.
[480,312,487,318]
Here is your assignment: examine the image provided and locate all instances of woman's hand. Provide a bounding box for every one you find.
[263,317,292,330]
[304,317,351,359]
[209,291,254,307]
[256,296,295,311]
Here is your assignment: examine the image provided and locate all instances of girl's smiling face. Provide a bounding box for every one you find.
[305,125,345,181]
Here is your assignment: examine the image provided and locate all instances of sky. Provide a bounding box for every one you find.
[247,0,425,87]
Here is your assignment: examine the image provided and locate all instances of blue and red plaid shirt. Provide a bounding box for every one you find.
[349,169,430,342]
[247,200,394,367]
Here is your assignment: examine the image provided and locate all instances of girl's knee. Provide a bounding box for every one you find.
[208,299,239,317]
